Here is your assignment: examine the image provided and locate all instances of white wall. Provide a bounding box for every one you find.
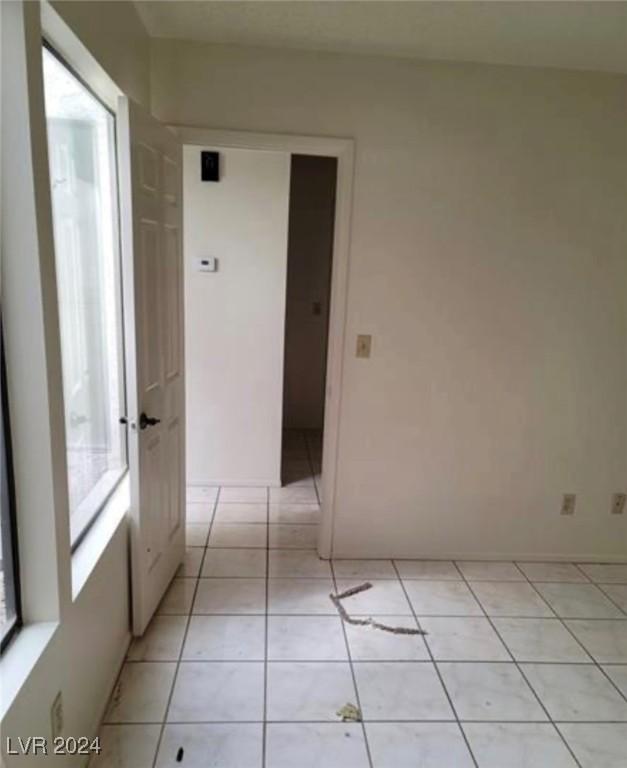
[1,3,140,763]
[2,518,130,767]
[184,146,291,486]
[155,41,627,560]
[49,0,150,108]
[283,155,337,431]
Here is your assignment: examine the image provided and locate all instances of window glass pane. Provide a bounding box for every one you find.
[42,48,127,545]
[1,335,20,649]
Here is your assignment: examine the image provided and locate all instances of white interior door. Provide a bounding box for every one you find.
[118,97,185,635]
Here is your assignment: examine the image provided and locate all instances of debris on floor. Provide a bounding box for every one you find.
[337,702,362,722]
[176,746,184,762]
[330,582,427,635]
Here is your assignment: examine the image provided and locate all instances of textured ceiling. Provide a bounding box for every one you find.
[134,1,627,74]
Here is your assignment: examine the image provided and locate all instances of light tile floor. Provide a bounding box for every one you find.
[94,431,627,767]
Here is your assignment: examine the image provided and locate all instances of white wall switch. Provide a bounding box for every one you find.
[196,256,218,272]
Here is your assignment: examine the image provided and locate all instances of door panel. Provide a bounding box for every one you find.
[164,224,181,380]
[167,420,182,537]
[143,432,163,573]
[139,220,161,391]
[138,142,159,192]
[118,97,185,635]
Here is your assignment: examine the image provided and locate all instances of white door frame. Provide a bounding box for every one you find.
[176,126,355,558]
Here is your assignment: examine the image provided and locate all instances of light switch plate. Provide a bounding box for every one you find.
[356,334,372,358]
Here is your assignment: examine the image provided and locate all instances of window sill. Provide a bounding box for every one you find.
[0,621,59,721]
[70,466,128,551]
[72,471,130,599]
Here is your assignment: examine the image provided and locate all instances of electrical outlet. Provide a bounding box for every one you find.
[561,493,576,516]
[356,334,372,359]
[51,692,63,739]
[611,493,626,515]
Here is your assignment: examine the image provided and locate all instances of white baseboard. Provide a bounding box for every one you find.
[86,630,131,763]
[329,548,627,563]
[188,478,282,488]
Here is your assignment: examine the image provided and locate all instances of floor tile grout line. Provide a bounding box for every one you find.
[457,565,585,768]
[520,569,627,707]
[150,486,221,768]
[562,634,627,705]
[595,581,627,604]
[329,559,375,768]
[591,583,627,617]
[202,505,212,546]
[391,560,481,768]
[121,658,627,666]
[159,609,627,621]
[573,562,595,583]
[517,562,592,584]
[103,717,627,726]
[209,522,320,528]
[533,574,627,620]
[575,563,627,591]
[184,554,627,589]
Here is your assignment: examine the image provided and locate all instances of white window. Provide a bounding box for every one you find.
[42,45,127,548]
[1,334,21,651]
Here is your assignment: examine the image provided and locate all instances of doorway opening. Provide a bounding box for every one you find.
[180,128,354,557]
[281,155,338,503]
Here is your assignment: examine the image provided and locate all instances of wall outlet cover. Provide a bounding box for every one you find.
[356,334,372,359]
[611,492,626,515]
[561,493,576,515]
[195,256,218,272]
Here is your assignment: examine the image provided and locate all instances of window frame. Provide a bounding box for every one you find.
[42,40,129,553]
[1,327,23,654]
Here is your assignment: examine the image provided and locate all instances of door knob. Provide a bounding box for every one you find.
[139,412,161,430]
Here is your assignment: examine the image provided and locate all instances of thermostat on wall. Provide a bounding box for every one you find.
[195,257,218,272]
